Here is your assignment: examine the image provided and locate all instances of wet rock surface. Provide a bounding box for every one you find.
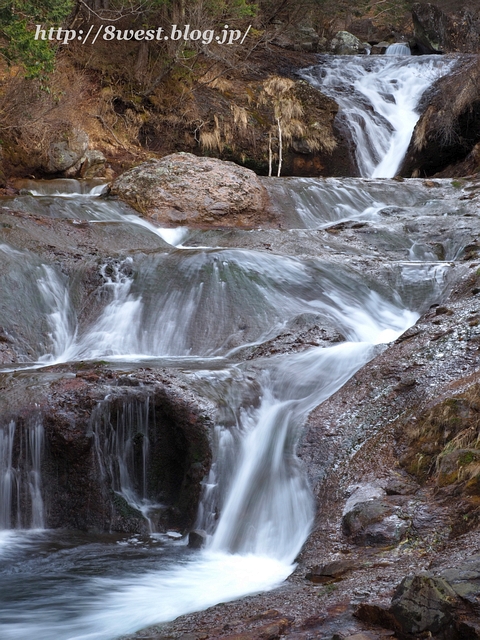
[0,365,214,533]
[118,176,480,640]
[110,154,276,229]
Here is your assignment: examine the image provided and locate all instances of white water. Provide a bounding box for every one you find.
[0,137,462,637]
[386,43,411,55]
[0,297,416,640]
[301,55,456,177]
[91,398,166,530]
[0,419,44,530]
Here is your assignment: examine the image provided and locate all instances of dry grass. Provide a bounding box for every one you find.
[0,58,99,174]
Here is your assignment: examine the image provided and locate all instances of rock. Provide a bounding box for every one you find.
[354,603,401,633]
[188,529,207,549]
[384,473,419,496]
[390,575,458,634]
[371,41,391,54]
[269,22,323,52]
[0,366,213,533]
[439,554,480,604]
[437,449,480,487]
[412,2,480,53]
[305,559,355,583]
[110,154,276,228]
[45,127,89,174]
[342,499,408,546]
[400,57,480,177]
[330,31,369,55]
[344,483,385,512]
[80,150,107,179]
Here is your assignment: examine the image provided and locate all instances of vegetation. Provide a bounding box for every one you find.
[0,0,74,77]
[0,0,413,178]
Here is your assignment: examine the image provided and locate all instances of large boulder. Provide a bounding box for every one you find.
[0,366,213,533]
[400,56,480,177]
[330,31,370,55]
[391,575,458,634]
[342,498,409,546]
[412,2,480,53]
[45,127,89,174]
[357,557,480,637]
[111,153,276,228]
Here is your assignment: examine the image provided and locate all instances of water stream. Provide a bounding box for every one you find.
[300,55,456,177]
[0,54,468,639]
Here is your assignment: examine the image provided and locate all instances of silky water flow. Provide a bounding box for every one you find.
[0,53,461,639]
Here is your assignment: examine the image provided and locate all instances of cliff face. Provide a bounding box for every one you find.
[401,55,480,178]
[412,1,480,53]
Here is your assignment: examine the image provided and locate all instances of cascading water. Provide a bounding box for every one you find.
[0,54,471,637]
[385,43,411,55]
[300,55,456,177]
[0,419,44,530]
[91,397,173,531]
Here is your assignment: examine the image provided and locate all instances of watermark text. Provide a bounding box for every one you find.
[34,24,252,46]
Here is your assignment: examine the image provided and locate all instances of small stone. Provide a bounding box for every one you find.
[306,559,356,583]
[188,529,207,548]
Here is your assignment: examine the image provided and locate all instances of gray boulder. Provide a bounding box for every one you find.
[330,31,369,55]
[390,575,458,634]
[111,153,275,228]
[342,498,409,546]
[45,128,89,174]
[80,150,107,179]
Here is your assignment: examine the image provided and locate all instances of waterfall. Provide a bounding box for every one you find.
[91,397,165,531]
[0,422,16,529]
[37,265,77,362]
[300,55,456,177]
[0,161,469,639]
[0,419,44,530]
[386,43,411,55]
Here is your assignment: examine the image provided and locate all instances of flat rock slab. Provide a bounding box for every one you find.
[110,153,276,229]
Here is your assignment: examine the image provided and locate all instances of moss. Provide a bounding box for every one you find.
[400,385,480,483]
[112,492,143,519]
[459,451,476,465]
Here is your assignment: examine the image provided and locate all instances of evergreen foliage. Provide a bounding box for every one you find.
[0,0,74,77]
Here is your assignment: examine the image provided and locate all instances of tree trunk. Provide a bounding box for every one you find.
[277,118,282,177]
[134,42,149,84]
[268,132,272,177]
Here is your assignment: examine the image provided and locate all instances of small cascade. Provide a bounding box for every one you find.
[13,178,108,197]
[37,265,77,362]
[0,419,44,529]
[386,43,411,55]
[301,55,455,177]
[91,397,165,531]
